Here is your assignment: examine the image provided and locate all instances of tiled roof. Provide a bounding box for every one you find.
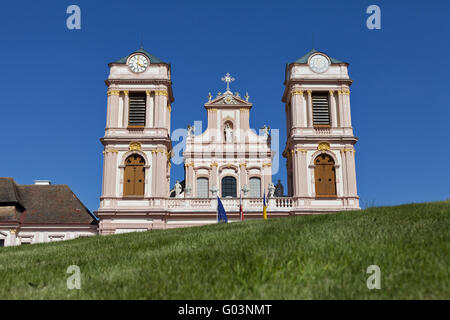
[0,178,97,225]
[112,48,166,64]
[292,48,345,64]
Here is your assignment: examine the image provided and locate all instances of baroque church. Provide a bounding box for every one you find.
[96,48,359,234]
[0,47,360,245]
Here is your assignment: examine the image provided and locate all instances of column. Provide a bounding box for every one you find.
[329,90,338,127]
[345,91,352,128]
[347,149,357,196]
[145,90,152,128]
[123,91,129,128]
[106,92,112,127]
[293,90,307,128]
[167,103,171,133]
[290,94,298,128]
[154,92,160,128]
[239,163,247,191]
[338,90,345,128]
[341,150,348,197]
[291,150,298,197]
[151,150,158,196]
[160,93,168,129]
[262,164,271,196]
[158,150,167,196]
[307,90,313,127]
[298,150,309,197]
[110,92,119,128]
[110,151,118,197]
[210,163,218,195]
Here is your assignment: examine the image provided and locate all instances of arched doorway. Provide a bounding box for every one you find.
[221,176,237,197]
[314,154,337,198]
[124,154,145,196]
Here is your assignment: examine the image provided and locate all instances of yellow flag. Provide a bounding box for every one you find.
[263,192,267,220]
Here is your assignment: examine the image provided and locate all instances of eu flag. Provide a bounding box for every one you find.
[217,197,228,223]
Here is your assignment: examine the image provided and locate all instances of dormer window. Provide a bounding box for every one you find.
[312,92,330,126]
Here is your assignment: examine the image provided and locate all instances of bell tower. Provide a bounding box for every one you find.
[97,48,174,234]
[282,49,359,212]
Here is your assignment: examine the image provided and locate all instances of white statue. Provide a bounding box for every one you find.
[210,186,218,197]
[261,125,270,138]
[241,184,249,197]
[187,125,195,138]
[174,180,182,198]
[224,123,233,143]
[268,182,275,197]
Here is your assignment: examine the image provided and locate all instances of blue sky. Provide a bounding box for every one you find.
[0,0,449,212]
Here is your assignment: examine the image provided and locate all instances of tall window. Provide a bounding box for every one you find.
[249,177,261,198]
[197,178,209,198]
[221,176,236,198]
[124,154,145,196]
[128,92,146,127]
[0,239,4,247]
[312,93,330,126]
[314,154,337,198]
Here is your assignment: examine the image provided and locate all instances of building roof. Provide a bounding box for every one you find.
[292,48,345,64]
[0,178,97,225]
[111,48,166,65]
[0,177,24,210]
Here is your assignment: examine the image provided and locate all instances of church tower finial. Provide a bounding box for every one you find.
[221,73,235,92]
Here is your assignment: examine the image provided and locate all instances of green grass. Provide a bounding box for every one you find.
[0,201,449,299]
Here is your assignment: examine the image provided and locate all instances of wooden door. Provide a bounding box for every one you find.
[124,155,145,196]
[314,154,337,198]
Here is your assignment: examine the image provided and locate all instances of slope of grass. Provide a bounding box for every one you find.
[0,201,449,299]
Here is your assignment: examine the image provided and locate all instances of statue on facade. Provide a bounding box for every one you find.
[187,125,195,138]
[210,186,218,197]
[174,180,182,198]
[268,182,275,197]
[261,125,270,138]
[224,123,233,143]
[274,179,284,197]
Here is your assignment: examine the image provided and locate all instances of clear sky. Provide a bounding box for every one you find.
[0,0,449,212]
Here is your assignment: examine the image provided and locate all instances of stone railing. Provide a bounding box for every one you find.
[167,197,293,212]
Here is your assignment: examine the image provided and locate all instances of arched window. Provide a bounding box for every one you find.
[124,154,145,196]
[314,154,337,198]
[197,178,209,198]
[221,176,236,198]
[249,177,261,198]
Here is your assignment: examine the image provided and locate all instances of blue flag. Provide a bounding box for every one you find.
[217,197,228,223]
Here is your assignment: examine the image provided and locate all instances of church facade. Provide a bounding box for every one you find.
[96,48,360,234]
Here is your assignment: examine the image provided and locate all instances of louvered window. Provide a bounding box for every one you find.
[128,92,146,127]
[312,93,330,126]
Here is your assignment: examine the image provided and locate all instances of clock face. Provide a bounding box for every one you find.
[309,54,329,73]
[128,54,149,73]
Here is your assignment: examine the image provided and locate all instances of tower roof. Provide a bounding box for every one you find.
[111,48,166,65]
[292,48,345,64]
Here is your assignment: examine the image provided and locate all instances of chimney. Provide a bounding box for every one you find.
[34,180,51,185]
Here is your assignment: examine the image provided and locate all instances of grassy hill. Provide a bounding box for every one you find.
[0,201,449,299]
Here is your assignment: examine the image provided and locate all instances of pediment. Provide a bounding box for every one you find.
[205,91,252,107]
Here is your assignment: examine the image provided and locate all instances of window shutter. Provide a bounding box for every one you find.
[312,93,330,126]
[128,92,146,127]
